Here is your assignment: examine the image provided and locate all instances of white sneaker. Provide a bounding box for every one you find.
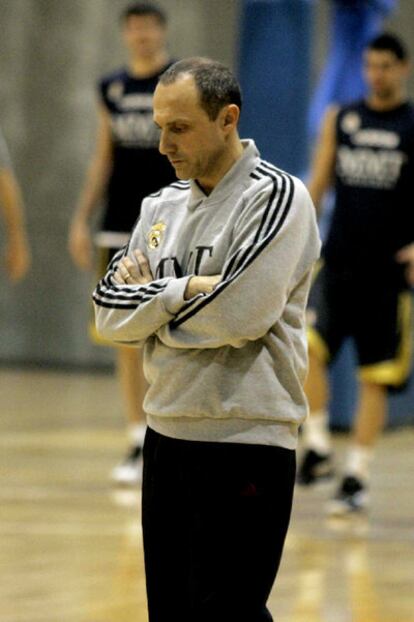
[111,445,143,486]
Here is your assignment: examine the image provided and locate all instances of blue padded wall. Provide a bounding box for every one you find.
[238,0,312,175]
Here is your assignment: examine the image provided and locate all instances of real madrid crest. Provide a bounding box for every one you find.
[147,222,166,250]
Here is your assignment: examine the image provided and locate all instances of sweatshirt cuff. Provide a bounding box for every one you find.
[161,276,192,315]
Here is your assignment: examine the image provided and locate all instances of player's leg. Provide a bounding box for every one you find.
[353,380,387,447]
[305,348,329,413]
[298,264,346,485]
[327,381,386,515]
[328,288,412,514]
[111,345,148,485]
[297,347,334,485]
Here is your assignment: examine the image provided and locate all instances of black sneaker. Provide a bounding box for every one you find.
[111,445,143,486]
[297,449,334,486]
[327,475,369,515]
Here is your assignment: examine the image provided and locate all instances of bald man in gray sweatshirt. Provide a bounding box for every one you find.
[93,58,320,622]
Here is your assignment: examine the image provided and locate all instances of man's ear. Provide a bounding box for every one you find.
[221,104,240,132]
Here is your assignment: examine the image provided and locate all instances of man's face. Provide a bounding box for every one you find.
[153,76,229,184]
[364,49,409,100]
[122,14,166,58]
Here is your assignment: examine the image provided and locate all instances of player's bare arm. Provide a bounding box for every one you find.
[395,242,414,286]
[307,105,339,214]
[68,103,114,270]
[0,168,31,282]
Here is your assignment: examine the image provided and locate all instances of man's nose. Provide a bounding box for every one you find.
[159,130,174,155]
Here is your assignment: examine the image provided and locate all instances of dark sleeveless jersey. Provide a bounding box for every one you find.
[323,100,414,281]
[98,65,176,234]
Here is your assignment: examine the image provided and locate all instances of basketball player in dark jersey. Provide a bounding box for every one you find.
[68,3,175,485]
[298,33,414,514]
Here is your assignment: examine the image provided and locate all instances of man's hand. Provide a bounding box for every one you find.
[184,275,222,300]
[114,249,154,285]
[5,233,31,282]
[395,243,414,286]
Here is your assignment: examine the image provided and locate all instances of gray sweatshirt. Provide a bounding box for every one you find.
[93,140,321,449]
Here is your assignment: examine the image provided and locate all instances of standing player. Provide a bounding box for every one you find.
[93,57,320,622]
[68,3,176,485]
[298,33,414,514]
[0,127,30,282]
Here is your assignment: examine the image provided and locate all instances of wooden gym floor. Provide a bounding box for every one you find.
[1,368,413,622]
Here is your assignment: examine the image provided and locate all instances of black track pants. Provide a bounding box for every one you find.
[142,427,296,622]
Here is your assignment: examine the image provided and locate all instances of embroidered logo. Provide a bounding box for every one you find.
[341,112,360,135]
[147,222,166,250]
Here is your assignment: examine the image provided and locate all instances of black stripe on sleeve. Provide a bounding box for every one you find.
[224,166,289,280]
[92,291,165,310]
[253,167,282,244]
[259,160,285,176]
[95,280,167,301]
[222,247,245,280]
[224,169,292,282]
[93,280,168,310]
[99,277,166,297]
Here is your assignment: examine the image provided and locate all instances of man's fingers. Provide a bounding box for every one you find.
[113,270,125,284]
[113,251,153,285]
[134,249,153,279]
[117,258,133,280]
[199,275,222,294]
[121,257,136,273]
[204,275,222,290]
[114,257,137,283]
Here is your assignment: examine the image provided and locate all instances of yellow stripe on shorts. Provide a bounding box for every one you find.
[359,291,413,387]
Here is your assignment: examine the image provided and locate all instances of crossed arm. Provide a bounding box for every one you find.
[114,249,221,299]
[94,177,320,350]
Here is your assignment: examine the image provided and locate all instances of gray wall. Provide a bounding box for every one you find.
[1,0,413,368]
[0,0,239,367]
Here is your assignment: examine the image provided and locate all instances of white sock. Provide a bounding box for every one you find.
[302,409,331,455]
[344,445,373,483]
[128,423,147,447]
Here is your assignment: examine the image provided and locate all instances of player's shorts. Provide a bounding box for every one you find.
[90,231,129,346]
[307,262,413,388]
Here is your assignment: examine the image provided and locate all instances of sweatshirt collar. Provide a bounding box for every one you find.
[187,139,260,211]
